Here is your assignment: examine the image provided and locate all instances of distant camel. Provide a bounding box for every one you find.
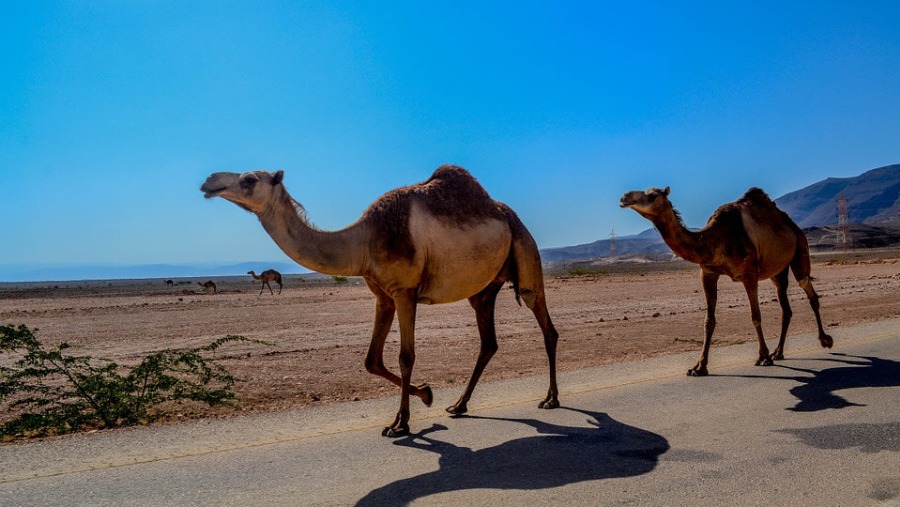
[165,280,174,287]
[202,165,559,437]
[248,269,283,295]
[621,186,833,376]
[198,280,217,294]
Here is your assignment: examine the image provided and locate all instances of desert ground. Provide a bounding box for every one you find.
[1,250,898,425]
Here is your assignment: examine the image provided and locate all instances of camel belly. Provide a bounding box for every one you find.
[741,211,797,279]
[409,205,512,304]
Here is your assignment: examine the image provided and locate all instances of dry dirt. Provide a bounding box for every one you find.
[1,252,898,423]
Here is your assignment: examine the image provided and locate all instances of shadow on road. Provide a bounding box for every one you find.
[720,353,900,412]
[776,421,900,453]
[354,407,669,507]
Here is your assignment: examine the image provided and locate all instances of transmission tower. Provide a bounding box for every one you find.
[609,229,617,258]
[836,193,852,252]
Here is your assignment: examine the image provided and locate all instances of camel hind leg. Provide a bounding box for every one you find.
[742,276,773,367]
[769,266,792,360]
[505,210,559,409]
[789,238,834,349]
[531,290,559,409]
[446,281,503,415]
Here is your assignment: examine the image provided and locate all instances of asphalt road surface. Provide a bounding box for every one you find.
[2,318,899,507]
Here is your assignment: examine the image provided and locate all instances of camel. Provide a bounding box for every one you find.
[201,165,559,436]
[248,269,283,295]
[165,279,174,287]
[198,280,217,294]
[620,186,833,376]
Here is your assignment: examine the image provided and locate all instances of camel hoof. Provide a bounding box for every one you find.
[820,334,834,349]
[418,384,433,407]
[755,356,774,366]
[382,425,409,438]
[446,404,468,416]
[538,399,560,410]
[770,352,785,361]
[687,367,708,377]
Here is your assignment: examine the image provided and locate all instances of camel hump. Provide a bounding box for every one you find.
[427,164,475,182]
[416,165,503,221]
[739,187,775,206]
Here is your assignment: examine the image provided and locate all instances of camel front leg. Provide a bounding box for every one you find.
[363,283,432,409]
[743,277,772,366]
[383,290,418,437]
[689,272,719,376]
[447,282,503,416]
[770,268,792,360]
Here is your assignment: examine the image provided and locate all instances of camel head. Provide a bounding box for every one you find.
[620,186,671,219]
[201,170,285,214]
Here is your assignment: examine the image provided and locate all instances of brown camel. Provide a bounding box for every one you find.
[201,165,559,436]
[248,269,283,295]
[165,279,174,287]
[198,280,217,294]
[620,186,833,376]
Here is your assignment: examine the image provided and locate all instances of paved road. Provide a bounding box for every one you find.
[2,318,899,507]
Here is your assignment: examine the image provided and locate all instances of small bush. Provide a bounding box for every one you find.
[566,266,591,277]
[0,324,265,439]
[331,275,348,285]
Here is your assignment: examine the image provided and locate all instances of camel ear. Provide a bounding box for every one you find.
[663,186,670,196]
[273,170,284,185]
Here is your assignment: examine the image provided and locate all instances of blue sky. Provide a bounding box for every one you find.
[1,1,898,278]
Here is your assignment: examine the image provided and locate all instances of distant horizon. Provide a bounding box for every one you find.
[4,210,894,282]
[0,259,313,284]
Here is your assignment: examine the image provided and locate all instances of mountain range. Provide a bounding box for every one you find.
[542,163,900,263]
[774,164,900,227]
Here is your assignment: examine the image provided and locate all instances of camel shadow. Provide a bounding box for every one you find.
[721,353,900,412]
[354,407,669,507]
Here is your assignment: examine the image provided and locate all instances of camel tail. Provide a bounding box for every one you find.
[500,204,545,310]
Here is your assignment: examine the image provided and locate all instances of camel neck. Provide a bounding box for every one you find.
[650,206,709,265]
[257,192,368,277]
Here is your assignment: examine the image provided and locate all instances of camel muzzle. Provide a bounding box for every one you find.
[200,179,227,199]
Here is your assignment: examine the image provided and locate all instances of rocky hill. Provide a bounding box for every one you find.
[774,164,900,227]
[540,228,671,262]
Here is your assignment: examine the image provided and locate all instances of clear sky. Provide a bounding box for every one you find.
[1,1,898,275]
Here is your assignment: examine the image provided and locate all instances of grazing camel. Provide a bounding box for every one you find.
[165,279,174,287]
[198,280,217,294]
[248,269,283,295]
[620,186,833,376]
[201,165,559,436]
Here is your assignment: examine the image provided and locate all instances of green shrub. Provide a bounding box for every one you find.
[331,275,348,285]
[0,324,265,439]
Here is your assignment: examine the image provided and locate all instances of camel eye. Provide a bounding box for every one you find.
[239,174,259,189]
[648,194,658,201]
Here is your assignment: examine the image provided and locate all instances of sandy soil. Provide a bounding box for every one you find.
[1,252,898,422]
